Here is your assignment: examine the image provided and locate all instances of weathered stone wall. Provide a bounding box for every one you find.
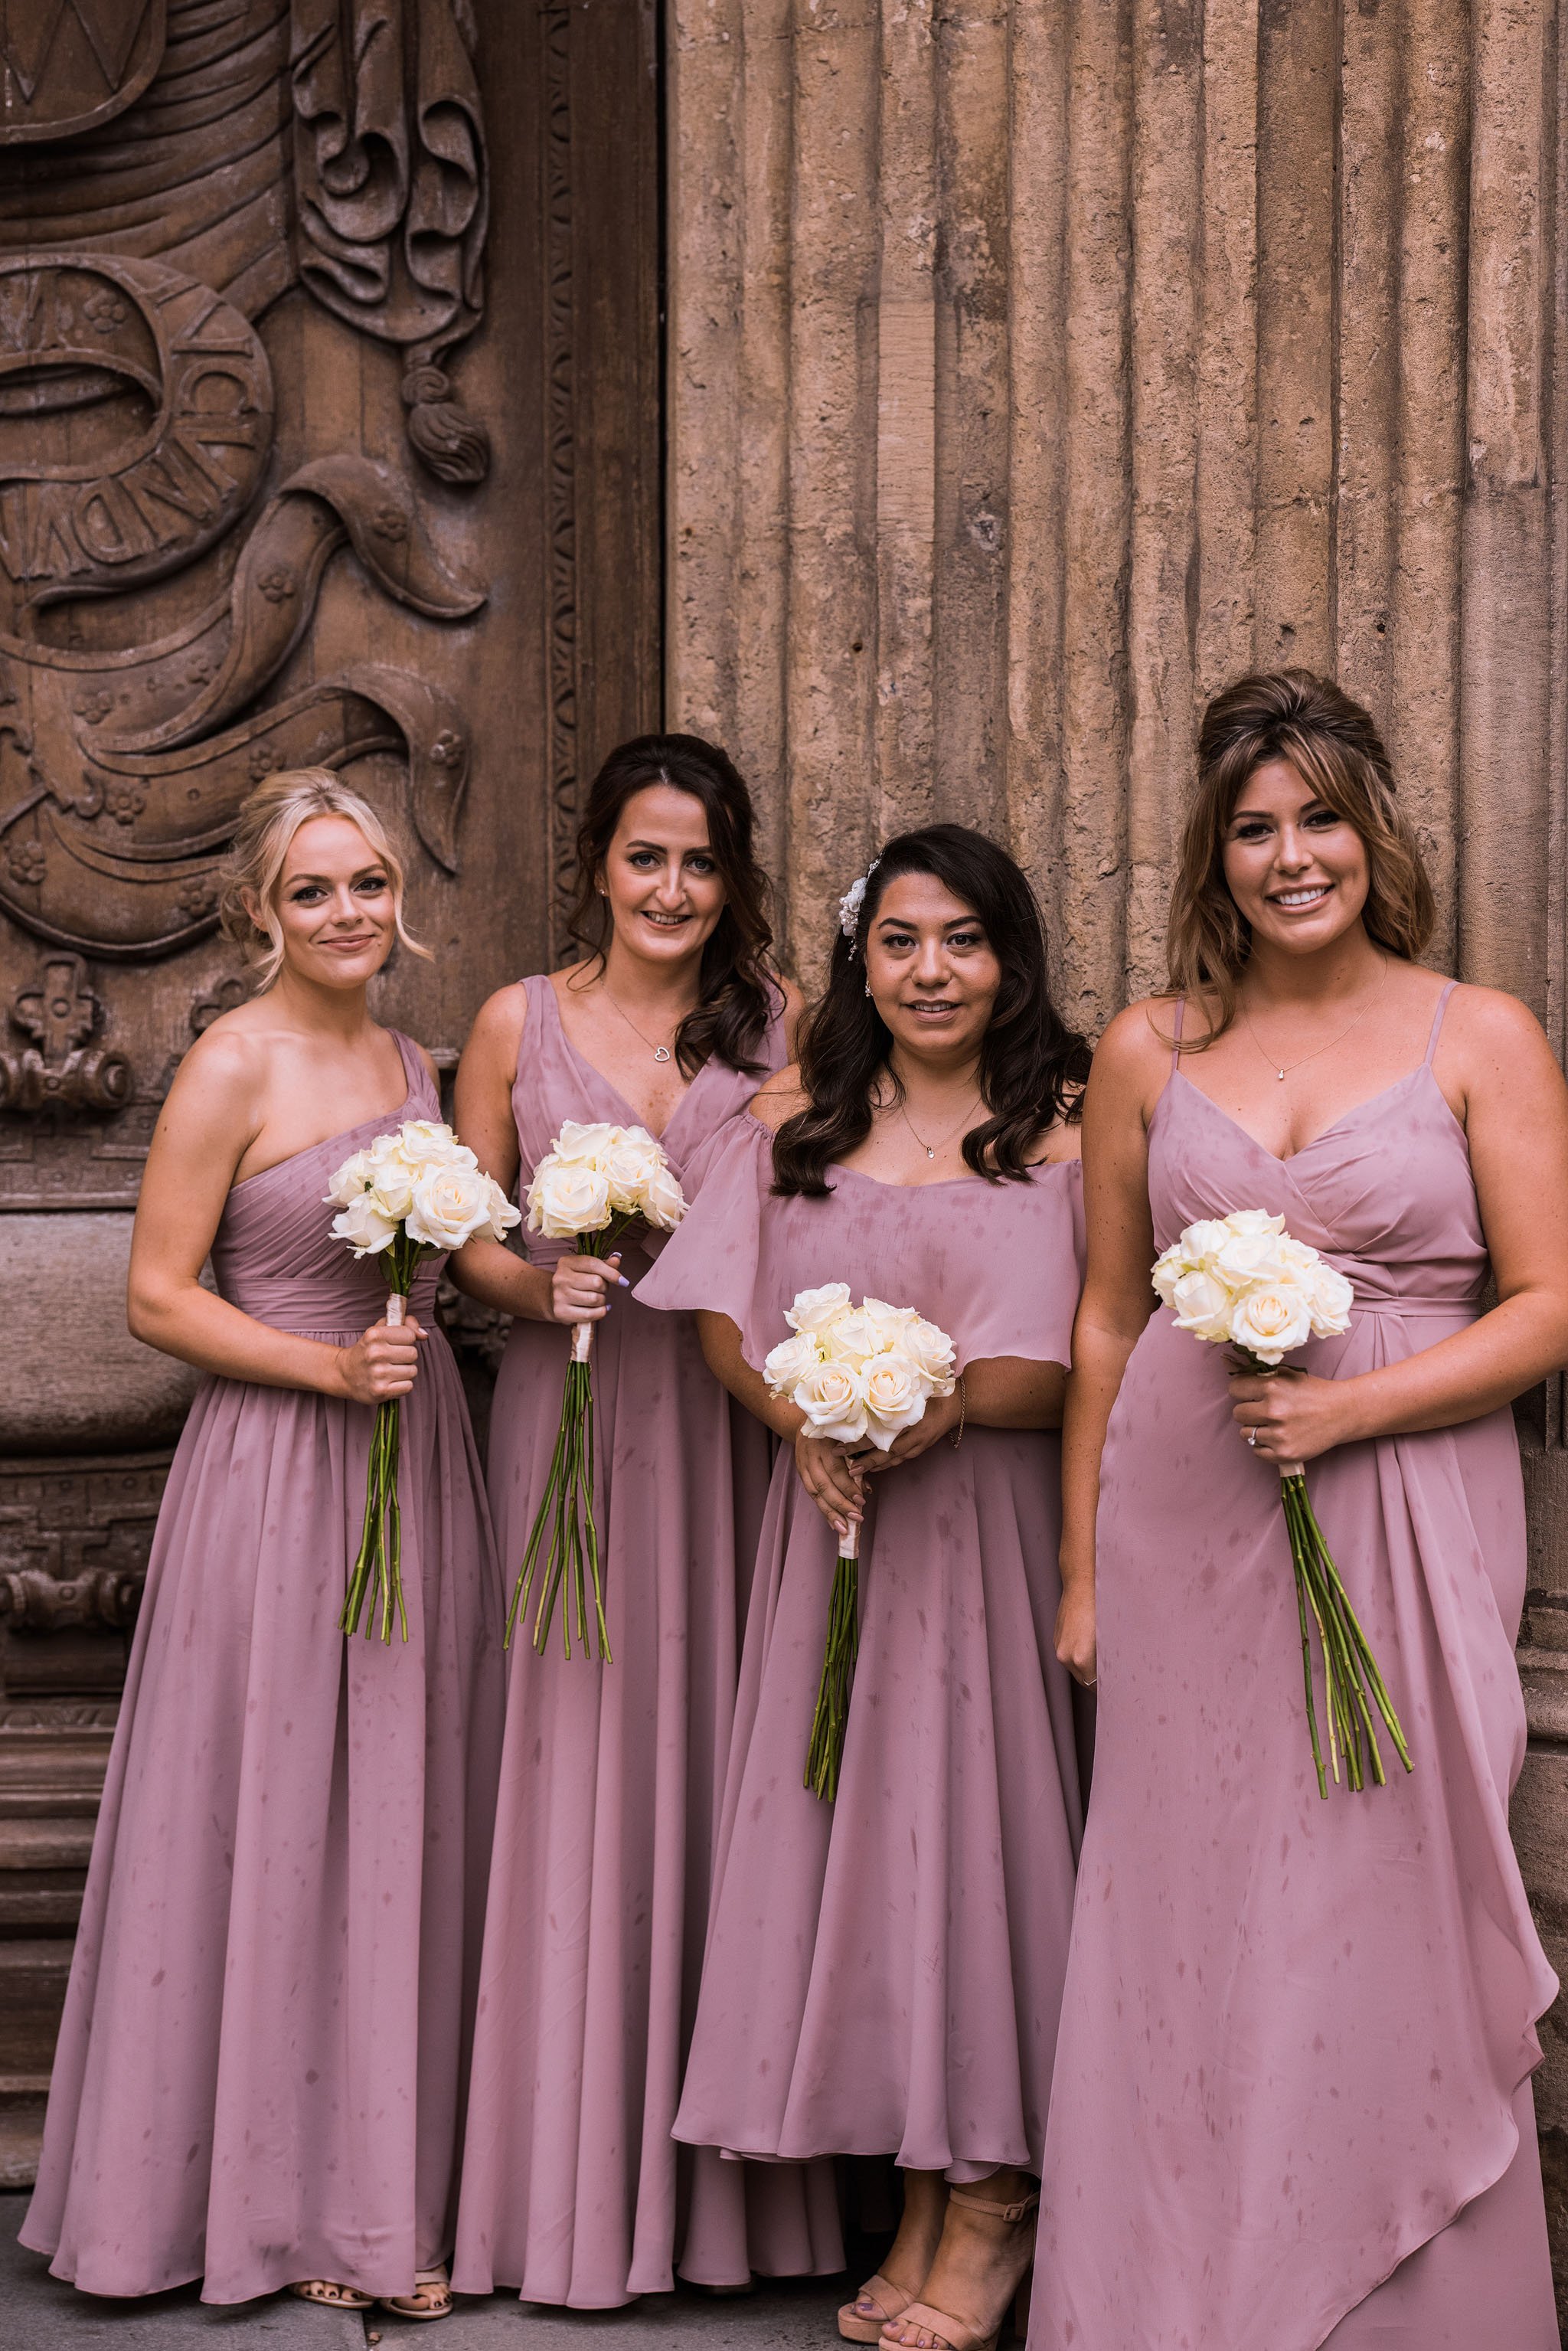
[667,0,1568,2305]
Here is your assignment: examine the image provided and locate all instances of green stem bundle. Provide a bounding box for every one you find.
[340,1237,429,1645]
[1279,1468,1413,1797]
[805,1522,861,1802]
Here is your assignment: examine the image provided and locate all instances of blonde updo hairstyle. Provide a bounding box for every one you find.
[1167,669,1435,1046]
[217,768,429,990]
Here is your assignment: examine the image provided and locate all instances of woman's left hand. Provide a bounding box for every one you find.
[854,1384,963,1473]
[1228,1368,1361,1467]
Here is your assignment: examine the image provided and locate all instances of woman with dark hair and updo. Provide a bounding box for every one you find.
[446,735,839,2306]
[639,823,1090,2351]
[1032,670,1568,2350]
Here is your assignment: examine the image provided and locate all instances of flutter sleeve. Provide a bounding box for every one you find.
[634,1110,777,1360]
[944,1159,1085,1372]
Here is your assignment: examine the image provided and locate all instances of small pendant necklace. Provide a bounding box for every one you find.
[897,1088,984,1161]
[1241,956,1388,1081]
[601,986,681,1064]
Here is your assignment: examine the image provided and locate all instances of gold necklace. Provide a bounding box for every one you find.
[1241,958,1388,1081]
[600,986,682,1065]
[896,1087,984,1162]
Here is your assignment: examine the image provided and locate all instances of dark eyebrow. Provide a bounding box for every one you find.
[285,865,388,885]
[622,836,712,855]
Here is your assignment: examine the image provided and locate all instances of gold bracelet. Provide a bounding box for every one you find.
[950,1372,966,1450]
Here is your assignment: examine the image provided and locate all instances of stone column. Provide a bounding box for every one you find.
[668,0,1568,2304]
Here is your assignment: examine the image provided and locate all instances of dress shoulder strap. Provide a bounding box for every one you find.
[390,1028,437,1111]
[1424,978,1459,1066]
[1170,996,1185,1072]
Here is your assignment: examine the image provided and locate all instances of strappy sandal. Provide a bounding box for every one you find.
[879,2186,1040,2351]
[840,2269,918,2343]
[289,2279,374,2310]
[378,2265,455,2322]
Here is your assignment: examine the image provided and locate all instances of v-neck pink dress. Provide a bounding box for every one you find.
[1031,984,1559,2351]
[635,1114,1087,2180]
[21,1033,506,2304]
[452,977,841,2308]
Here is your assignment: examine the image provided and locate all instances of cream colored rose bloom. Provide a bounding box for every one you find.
[793,1359,868,1445]
[1213,1220,1295,1290]
[550,1119,623,1166]
[786,1282,853,1335]
[1168,1267,1237,1344]
[862,1354,926,1446]
[861,1297,920,1349]
[763,1329,822,1393]
[822,1306,890,1368]
[1230,1280,1314,1362]
[1306,1261,1354,1336]
[528,1159,612,1238]
[406,1164,500,1251]
[331,1192,400,1257]
[902,1316,957,1388]
[482,1178,523,1244]
[394,1119,474,1170]
[601,1129,664,1214]
[640,1161,687,1231]
[323,1147,375,1209]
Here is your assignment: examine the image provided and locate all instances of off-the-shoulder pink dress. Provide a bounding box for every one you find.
[21,1032,506,2304]
[452,978,841,2308]
[1031,986,1559,2349]
[636,1113,1087,2179]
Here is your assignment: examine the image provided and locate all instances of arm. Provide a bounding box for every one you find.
[1233,990,1568,1464]
[447,984,628,1329]
[860,1355,1067,1478]
[697,1303,871,1547]
[1055,1009,1166,1686]
[126,1031,423,1404]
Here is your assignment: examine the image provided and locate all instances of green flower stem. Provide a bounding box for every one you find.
[1279,1469,1412,1798]
[805,1522,862,1803]
[338,1251,430,1646]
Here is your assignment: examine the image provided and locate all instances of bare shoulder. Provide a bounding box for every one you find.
[1031,1119,1083,1166]
[462,980,529,1068]
[748,1063,808,1133]
[171,1005,270,1111]
[1092,996,1183,1083]
[1439,978,1554,1064]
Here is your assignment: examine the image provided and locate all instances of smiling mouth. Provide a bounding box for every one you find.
[1269,884,1333,911]
[640,910,691,928]
[906,999,960,1016]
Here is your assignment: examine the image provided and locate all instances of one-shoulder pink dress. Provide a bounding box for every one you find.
[636,1114,1086,2179]
[452,978,841,2308]
[1031,985,1559,2351]
[21,1032,506,2305]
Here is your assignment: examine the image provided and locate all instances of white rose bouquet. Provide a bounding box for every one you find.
[765,1284,957,1800]
[1152,1208,1412,1796]
[511,1119,687,1660]
[326,1120,520,1643]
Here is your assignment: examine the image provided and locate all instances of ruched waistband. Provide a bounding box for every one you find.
[1348,1292,1481,1321]
[219,1277,443,1338]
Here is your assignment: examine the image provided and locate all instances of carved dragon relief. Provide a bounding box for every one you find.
[0,0,490,1019]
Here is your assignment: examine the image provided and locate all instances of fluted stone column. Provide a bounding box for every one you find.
[668,0,1568,2304]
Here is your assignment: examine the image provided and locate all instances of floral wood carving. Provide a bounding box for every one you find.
[0,952,129,1114]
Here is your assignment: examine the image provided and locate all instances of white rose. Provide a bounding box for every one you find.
[1229,1280,1314,1364]
[763,1329,822,1394]
[792,1359,868,1446]
[1168,1267,1238,1344]
[394,1119,473,1170]
[405,1163,500,1251]
[551,1120,623,1166]
[640,1161,687,1231]
[482,1178,523,1244]
[822,1306,890,1368]
[324,1147,375,1209]
[1213,1225,1295,1290]
[786,1282,853,1336]
[528,1159,612,1239]
[862,1355,926,1447]
[902,1316,957,1388]
[1224,1208,1287,1240]
[332,1192,400,1257]
[600,1130,663,1213]
[861,1297,920,1349]
[1306,1262,1354,1336]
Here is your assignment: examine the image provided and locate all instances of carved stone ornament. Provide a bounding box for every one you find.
[0,951,128,1113]
[0,2,168,146]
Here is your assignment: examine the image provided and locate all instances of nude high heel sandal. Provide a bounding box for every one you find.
[377,2264,454,2321]
[840,2269,919,2342]
[878,2186,1040,2351]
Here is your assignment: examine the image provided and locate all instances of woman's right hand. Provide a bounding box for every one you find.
[793,1431,866,1543]
[549,1251,626,1326]
[1054,1571,1097,1689]
[337,1314,427,1404]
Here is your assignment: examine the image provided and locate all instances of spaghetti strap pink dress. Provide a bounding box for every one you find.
[1031,983,1560,2351]
[452,978,841,2308]
[635,1114,1086,2180]
[20,1032,506,2305]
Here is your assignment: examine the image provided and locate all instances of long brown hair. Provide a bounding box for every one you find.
[1167,669,1434,1045]
[772,826,1090,1196]
[565,732,778,1076]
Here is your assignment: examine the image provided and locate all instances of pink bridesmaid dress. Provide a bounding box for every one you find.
[635,1113,1086,2181]
[21,1032,506,2304]
[451,977,841,2307]
[1031,983,1560,2350]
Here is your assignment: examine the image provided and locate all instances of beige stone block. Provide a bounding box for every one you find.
[5,1213,200,1455]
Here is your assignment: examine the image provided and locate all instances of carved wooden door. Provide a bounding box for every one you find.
[0,0,658,2182]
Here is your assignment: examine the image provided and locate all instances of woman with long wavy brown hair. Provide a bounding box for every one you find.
[445,734,841,2307]
[1032,670,1568,2349]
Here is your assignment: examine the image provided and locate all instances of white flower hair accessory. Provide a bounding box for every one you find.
[838,856,880,946]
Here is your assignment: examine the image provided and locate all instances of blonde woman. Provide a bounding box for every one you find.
[21,771,504,2322]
